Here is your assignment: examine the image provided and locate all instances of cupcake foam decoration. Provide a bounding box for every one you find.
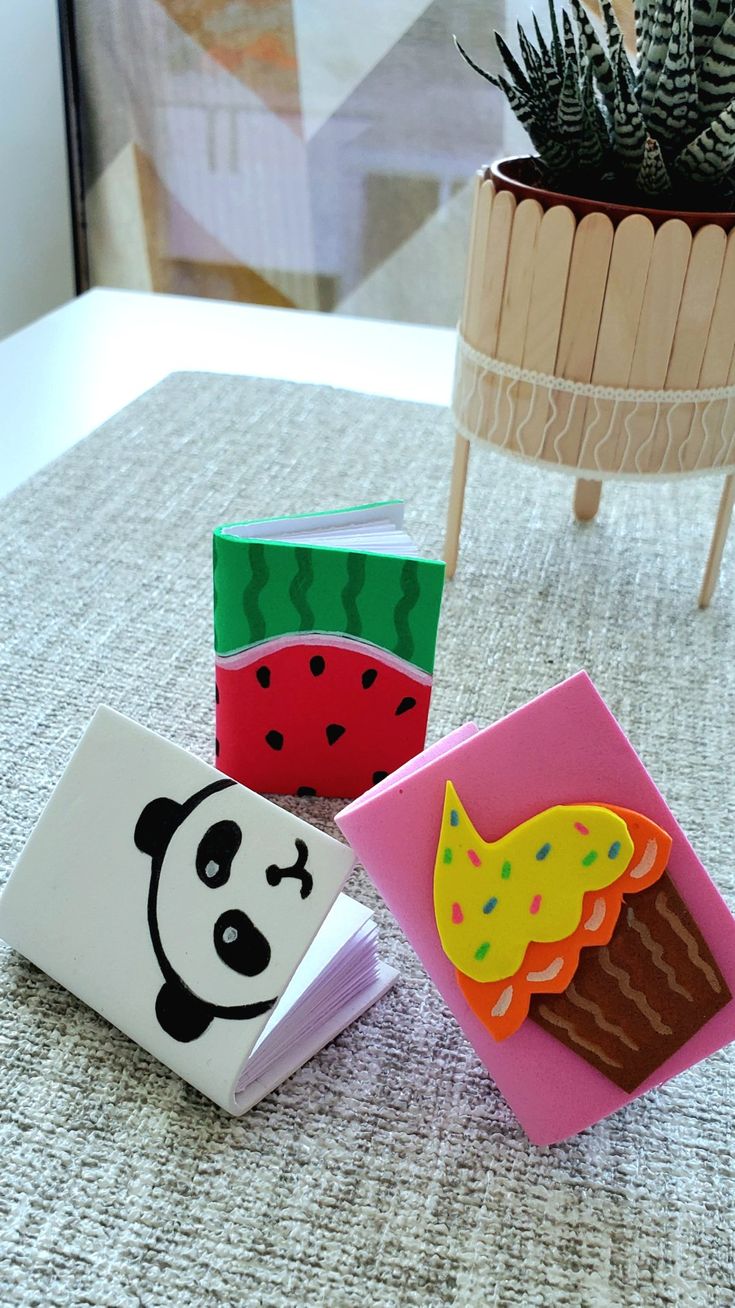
[433,784,672,1040]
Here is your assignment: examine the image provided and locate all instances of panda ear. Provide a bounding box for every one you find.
[134,797,184,860]
[155,980,213,1042]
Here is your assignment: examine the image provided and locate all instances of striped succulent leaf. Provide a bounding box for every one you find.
[675,96,735,178]
[546,0,565,77]
[640,0,676,121]
[557,61,585,139]
[579,63,611,169]
[453,36,503,90]
[646,3,699,144]
[598,0,624,57]
[694,0,735,65]
[636,0,656,65]
[699,15,735,116]
[495,32,534,96]
[613,44,647,170]
[561,8,579,70]
[636,135,673,191]
[569,0,616,116]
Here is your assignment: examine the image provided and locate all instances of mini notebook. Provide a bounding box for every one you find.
[0,707,397,1114]
[335,672,735,1145]
[213,501,445,798]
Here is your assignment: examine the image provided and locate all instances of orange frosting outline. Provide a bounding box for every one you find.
[456,805,672,1041]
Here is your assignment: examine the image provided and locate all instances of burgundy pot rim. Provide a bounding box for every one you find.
[487,155,735,233]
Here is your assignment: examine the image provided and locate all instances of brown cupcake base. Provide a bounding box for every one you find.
[530,872,731,1093]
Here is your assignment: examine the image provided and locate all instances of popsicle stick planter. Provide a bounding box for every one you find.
[447,168,735,605]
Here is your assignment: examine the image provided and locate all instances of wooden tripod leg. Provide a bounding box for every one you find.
[574,478,603,521]
[699,473,735,608]
[444,434,471,578]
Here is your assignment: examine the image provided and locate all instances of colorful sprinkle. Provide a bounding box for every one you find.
[582,850,598,867]
[443,847,453,865]
[574,821,590,835]
[449,809,459,827]
[451,902,464,925]
[467,849,482,868]
[529,894,542,915]
[535,843,552,861]
[482,897,498,915]
[474,942,490,962]
[501,860,512,879]
[608,841,621,859]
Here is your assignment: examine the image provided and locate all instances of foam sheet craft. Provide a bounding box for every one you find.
[0,708,396,1114]
[213,501,445,798]
[335,673,735,1145]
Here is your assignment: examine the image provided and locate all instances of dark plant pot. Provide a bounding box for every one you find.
[489,156,735,233]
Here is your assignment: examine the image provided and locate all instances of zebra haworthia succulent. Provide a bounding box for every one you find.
[457,0,735,205]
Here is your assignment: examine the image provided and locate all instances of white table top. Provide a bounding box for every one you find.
[0,288,456,498]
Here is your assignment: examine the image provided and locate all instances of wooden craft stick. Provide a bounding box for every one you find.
[576,213,655,474]
[650,224,726,473]
[494,197,544,449]
[476,186,516,358]
[612,218,692,474]
[685,228,735,471]
[699,474,735,606]
[458,171,485,333]
[444,433,471,577]
[511,204,576,458]
[463,187,517,449]
[542,211,614,467]
[462,177,495,348]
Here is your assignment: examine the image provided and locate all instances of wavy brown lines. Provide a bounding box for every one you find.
[597,949,673,1035]
[655,892,722,993]
[626,906,694,1002]
[566,983,639,1051]
[536,1006,623,1069]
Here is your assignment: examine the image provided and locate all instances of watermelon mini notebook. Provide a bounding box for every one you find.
[335,673,735,1145]
[213,501,445,798]
[0,708,396,1114]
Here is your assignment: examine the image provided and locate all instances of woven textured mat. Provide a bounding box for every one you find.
[0,373,733,1307]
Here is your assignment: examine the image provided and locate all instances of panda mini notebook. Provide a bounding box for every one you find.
[336,673,735,1145]
[213,501,445,799]
[0,707,396,1114]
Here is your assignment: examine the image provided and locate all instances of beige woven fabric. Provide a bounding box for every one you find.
[0,373,733,1307]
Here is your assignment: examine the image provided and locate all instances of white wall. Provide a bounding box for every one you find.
[0,0,76,340]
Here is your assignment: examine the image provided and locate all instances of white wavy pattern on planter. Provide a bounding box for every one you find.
[452,332,735,480]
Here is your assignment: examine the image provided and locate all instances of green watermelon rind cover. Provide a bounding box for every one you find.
[213,517,445,675]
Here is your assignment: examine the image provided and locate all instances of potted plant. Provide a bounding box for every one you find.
[445,0,735,605]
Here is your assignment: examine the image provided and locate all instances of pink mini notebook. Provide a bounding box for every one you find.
[335,672,735,1145]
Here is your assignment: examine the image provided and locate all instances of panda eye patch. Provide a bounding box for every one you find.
[196,820,242,889]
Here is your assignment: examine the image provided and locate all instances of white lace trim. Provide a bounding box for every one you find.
[452,331,735,478]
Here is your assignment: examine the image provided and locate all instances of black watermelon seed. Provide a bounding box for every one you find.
[265,729,283,750]
[326,723,346,746]
[256,666,271,688]
[362,668,378,689]
[297,786,317,797]
[215,684,219,704]
[395,696,416,716]
[310,655,326,677]
[372,771,388,784]
[215,737,220,757]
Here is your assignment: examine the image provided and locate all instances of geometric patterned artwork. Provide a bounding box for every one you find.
[73,0,524,324]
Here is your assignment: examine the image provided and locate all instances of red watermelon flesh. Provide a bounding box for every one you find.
[215,633,433,798]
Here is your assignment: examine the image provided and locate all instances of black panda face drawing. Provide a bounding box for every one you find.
[134,778,313,1043]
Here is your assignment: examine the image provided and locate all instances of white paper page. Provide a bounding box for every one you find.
[220,502,430,557]
[251,893,373,1051]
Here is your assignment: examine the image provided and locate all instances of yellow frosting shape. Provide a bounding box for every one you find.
[433,783,634,982]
